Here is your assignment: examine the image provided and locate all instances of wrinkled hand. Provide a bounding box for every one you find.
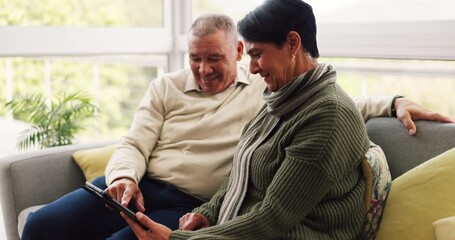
[179,213,210,231]
[121,212,172,240]
[105,178,145,212]
[395,98,454,136]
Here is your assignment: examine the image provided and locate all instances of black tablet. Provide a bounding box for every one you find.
[81,181,148,230]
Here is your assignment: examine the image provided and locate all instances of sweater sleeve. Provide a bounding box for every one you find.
[171,97,369,239]
[185,180,230,227]
[105,78,166,185]
[351,95,394,122]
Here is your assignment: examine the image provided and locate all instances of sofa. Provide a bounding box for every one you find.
[1,117,455,240]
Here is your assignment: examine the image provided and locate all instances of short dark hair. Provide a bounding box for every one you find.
[237,0,319,58]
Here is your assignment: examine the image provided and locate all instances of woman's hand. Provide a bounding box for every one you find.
[105,178,145,212]
[121,212,172,240]
[395,98,454,136]
[179,213,210,231]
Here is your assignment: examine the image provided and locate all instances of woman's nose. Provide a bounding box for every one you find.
[249,61,260,74]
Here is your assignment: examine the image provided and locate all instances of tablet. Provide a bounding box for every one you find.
[81,181,148,230]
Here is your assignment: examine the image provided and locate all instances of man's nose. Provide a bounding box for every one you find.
[199,61,213,75]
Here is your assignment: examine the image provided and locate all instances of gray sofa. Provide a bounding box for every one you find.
[1,118,455,240]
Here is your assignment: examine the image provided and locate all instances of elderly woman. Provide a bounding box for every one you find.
[121,0,373,239]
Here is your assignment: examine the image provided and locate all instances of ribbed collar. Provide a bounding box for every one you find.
[263,63,336,117]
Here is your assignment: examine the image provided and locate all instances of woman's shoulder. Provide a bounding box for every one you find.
[312,83,359,112]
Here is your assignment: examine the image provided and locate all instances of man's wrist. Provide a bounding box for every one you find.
[391,95,404,118]
[111,177,136,185]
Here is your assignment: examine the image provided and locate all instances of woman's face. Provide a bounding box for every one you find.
[245,41,294,92]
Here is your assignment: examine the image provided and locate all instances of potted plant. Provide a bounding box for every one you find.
[4,91,99,150]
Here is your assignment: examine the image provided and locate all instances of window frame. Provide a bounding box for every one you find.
[0,1,454,68]
[317,20,455,60]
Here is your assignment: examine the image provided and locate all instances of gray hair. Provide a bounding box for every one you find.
[189,14,238,45]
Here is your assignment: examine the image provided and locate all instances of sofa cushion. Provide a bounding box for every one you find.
[17,205,44,238]
[72,144,117,181]
[376,147,455,240]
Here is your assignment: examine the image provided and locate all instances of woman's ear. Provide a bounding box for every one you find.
[287,31,301,56]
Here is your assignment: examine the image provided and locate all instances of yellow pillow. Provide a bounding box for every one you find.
[376,147,455,240]
[72,144,118,181]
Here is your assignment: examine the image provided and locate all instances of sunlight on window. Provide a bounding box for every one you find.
[0,0,162,27]
[326,57,455,118]
[305,0,455,22]
[192,0,264,23]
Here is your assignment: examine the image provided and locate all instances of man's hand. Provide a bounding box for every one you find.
[395,98,454,136]
[178,213,210,231]
[122,212,172,240]
[105,178,145,213]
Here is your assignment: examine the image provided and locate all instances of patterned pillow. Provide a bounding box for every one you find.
[360,141,392,240]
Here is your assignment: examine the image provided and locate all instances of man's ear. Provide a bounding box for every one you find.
[287,31,301,56]
[236,40,244,61]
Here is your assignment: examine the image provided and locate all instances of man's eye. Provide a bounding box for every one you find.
[190,57,201,62]
[208,57,222,61]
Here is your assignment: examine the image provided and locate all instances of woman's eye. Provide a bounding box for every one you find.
[250,52,261,59]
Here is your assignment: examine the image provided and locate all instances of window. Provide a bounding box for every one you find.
[0,55,166,140]
[2,0,455,148]
[306,0,455,23]
[0,0,163,27]
[191,0,264,23]
[0,0,171,145]
[328,57,455,118]
[304,0,455,119]
[190,0,455,120]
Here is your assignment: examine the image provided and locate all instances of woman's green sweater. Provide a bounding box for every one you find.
[172,65,370,239]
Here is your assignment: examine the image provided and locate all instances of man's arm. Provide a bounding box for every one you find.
[352,95,454,136]
[351,96,393,122]
[105,77,166,185]
[104,78,166,207]
[394,97,454,135]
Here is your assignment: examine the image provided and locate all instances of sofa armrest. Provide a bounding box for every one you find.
[0,141,116,240]
[366,117,455,179]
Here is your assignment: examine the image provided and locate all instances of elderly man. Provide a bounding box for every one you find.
[22,14,452,240]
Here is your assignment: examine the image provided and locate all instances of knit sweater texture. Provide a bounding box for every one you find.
[172,64,370,239]
[105,63,391,203]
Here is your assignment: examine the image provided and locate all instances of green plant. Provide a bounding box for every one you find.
[4,91,99,150]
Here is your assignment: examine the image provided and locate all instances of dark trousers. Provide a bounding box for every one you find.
[21,176,205,240]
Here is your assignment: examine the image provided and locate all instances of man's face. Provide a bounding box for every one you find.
[188,30,243,94]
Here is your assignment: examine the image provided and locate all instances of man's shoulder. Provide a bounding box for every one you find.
[151,68,193,91]
[161,68,193,82]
